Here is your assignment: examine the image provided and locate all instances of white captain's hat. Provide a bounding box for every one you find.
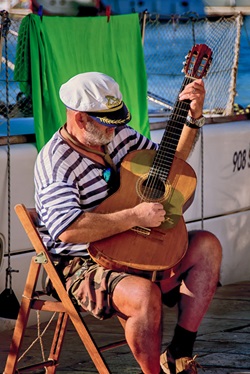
[59,72,131,127]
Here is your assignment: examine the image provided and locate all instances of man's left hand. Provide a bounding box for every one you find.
[179,79,205,119]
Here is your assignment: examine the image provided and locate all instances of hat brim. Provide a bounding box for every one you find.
[86,101,131,127]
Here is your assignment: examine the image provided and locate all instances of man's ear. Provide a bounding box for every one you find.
[75,112,88,129]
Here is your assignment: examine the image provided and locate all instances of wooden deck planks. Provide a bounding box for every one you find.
[0,281,249,373]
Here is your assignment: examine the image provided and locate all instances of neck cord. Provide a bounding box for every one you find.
[61,124,117,172]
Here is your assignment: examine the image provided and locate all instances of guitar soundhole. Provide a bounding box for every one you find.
[137,175,170,202]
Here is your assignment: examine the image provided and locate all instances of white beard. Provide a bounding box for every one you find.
[85,121,115,146]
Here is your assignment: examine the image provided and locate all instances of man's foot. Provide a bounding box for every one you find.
[160,349,200,374]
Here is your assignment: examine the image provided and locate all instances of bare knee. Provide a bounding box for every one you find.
[132,279,162,318]
[112,276,162,319]
[186,230,222,271]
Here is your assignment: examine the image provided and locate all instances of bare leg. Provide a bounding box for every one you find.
[159,230,222,374]
[112,276,162,374]
[177,230,222,331]
[112,230,222,372]
[160,230,222,332]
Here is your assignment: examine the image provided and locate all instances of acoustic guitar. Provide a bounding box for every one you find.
[88,44,213,278]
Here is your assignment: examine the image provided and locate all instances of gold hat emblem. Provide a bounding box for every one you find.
[105,95,122,109]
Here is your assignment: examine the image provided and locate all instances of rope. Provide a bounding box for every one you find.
[37,310,46,363]
[17,310,56,363]
[0,11,19,291]
[225,13,243,116]
[200,127,204,230]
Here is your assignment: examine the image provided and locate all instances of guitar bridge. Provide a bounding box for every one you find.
[131,226,151,236]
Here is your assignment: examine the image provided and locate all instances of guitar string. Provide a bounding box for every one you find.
[143,76,192,201]
[156,86,190,176]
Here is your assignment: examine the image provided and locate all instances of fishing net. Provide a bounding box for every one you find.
[143,12,243,115]
[0,11,244,123]
[0,13,32,121]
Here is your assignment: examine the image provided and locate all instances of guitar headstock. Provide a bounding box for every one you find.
[183,44,213,79]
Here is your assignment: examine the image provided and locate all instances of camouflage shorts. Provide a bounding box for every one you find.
[54,256,128,320]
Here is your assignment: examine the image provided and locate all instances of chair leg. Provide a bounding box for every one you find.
[46,312,69,374]
[3,259,41,374]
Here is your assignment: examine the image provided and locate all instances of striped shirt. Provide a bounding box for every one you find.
[34,125,157,256]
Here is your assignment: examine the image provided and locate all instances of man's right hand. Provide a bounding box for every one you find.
[131,202,166,228]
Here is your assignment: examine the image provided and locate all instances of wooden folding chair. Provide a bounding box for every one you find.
[4,203,127,374]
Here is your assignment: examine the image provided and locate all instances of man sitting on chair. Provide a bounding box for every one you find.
[34,71,222,374]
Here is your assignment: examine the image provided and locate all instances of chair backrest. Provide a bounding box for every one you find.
[15,204,72,298]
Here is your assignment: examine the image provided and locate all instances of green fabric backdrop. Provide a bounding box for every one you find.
[15,13,149,151]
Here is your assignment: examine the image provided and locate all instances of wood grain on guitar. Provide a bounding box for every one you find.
[89,44,213,279]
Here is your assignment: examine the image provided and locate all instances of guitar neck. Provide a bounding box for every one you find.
[150,76,194,182]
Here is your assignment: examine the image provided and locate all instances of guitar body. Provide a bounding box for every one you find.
[89,149,197,275]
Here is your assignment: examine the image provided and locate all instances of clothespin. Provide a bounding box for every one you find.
[38,5,43,20]
[106,6,111,23]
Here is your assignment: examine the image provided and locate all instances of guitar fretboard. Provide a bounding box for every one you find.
[149,76,193,183]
